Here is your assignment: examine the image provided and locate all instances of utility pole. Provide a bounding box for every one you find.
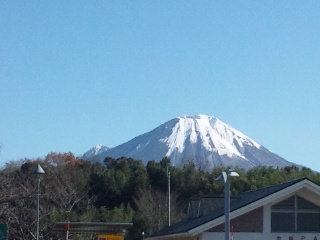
[167,167,171,226]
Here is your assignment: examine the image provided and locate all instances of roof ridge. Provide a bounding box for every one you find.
[240,178,306,195]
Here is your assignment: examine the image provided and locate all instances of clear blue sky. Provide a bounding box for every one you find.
[1,1,319,171]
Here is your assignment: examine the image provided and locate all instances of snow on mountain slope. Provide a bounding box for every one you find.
[83,115,296,170]
[163,115,260,159]
[82,144,110,162]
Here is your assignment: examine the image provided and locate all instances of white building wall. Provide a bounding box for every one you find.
[201,232,320,240]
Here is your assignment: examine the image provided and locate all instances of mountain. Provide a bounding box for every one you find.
[83,114,296,171]
[82,144,110,160]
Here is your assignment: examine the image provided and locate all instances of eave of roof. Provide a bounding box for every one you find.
[54,222,133,234]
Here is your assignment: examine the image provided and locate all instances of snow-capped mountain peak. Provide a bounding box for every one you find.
[82,144,110,161]
[83,114,296,170]
[163,115,261,160]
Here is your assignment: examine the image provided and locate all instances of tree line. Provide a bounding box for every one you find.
[0,152,319,240]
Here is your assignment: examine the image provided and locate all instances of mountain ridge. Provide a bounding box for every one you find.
[83,114,297,170]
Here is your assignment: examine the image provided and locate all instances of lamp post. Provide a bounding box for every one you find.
[33,164,45,240]
[216,169,239,240]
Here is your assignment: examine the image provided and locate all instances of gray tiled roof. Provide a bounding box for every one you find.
[151,178,306,237]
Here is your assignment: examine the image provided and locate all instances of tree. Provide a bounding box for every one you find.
[0,160,42,239]
[92,157,149,208]
[2,152,320,240]
[99,203,134,222]
[131,188,185,239]
[146,160,168,191]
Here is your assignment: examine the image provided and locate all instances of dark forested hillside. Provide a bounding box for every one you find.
[0,152,319,240]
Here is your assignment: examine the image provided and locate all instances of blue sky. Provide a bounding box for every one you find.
[1,1,319,171]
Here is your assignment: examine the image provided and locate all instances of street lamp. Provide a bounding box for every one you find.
[33,164,45,240]
[216,169,239,240]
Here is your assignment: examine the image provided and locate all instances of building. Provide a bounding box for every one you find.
[54,222,132,239]
[146,178,320,240]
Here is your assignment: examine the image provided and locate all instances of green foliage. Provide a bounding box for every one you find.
[99,203,134,222]
[1,153,320,240]
[92,157,149,208]
[146,160,168,191]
